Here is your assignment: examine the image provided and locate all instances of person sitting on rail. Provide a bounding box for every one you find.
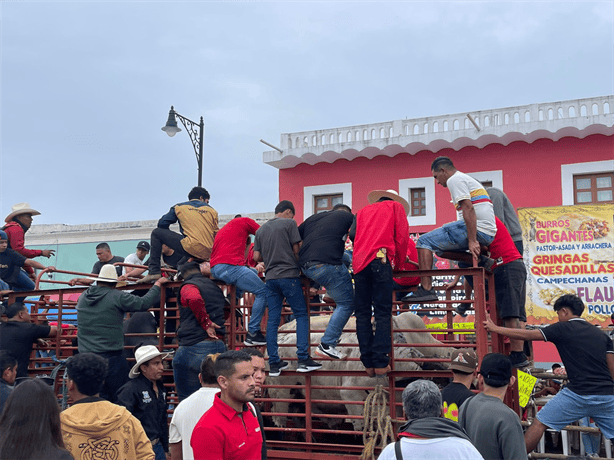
[209,215,268,347]
[484,294,614,454]
[3,202,55,288]
[75,264,167,402]
[378,379,483,459]
[138,186,218,285]
[68,242,124,286]
[173,261,226,402]
[405,157,496,302]
[0,230,55,296]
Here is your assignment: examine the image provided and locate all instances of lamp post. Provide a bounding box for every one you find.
[161,106,205,187]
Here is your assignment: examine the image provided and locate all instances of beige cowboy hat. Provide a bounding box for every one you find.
[5,203,41,223]
[367,189,410,216]
[85,264,126,287]
[129,345,171,379]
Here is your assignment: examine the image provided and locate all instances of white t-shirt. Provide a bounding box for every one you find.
[446,171,496,236]
[123,252,147,275]
[169,387,220,460]
[378,437,484,460]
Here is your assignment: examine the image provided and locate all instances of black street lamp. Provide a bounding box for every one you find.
[162,106,205,187]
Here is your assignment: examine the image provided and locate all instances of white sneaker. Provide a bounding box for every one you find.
[316,343,345,360]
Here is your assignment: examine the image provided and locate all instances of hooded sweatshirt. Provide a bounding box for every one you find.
[61,397,154,460]
[76,284,160,353]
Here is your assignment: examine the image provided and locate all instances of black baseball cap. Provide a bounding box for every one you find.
[479,353,512,387]
[136,241,150,251]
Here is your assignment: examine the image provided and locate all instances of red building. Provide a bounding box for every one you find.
[264,96,613,229]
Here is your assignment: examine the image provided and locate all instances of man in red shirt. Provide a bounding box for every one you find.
[191,350,263,460]
[210,217,268,347]
[173,262,227,401]
[3,203,54,289]
[350,190,409,376]
[439,218,529,367]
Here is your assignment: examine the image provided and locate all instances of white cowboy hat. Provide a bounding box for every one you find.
[5,203,41,223]
[86,264,119,283]
[129,345,170,379]
[367,189,410,216]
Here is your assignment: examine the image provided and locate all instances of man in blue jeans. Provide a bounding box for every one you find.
[299,203,355,360]
[253,200,322,377]
[405,156,497,302]
[0,230,54,296]
[209,216,268,346]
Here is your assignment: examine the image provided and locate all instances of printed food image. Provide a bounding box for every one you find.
[578,219,609,239]
[537,287,576,306]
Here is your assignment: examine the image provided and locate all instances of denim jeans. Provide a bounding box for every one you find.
[354,259,393,369]
[265,278,309,364]
[302,263,354,346]
[211,264,267,333]
[416,220,495,252]
[152,442,166,460]
[173,339,226,402]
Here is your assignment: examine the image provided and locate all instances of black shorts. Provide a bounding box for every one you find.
[494,260,526,321]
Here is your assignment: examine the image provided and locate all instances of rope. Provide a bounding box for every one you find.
[361,384,395,460]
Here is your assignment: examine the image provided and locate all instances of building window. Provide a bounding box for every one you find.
[399,177,436,226]
[303,183,352,220]
[573,172,614,204]
[410,188,426,216]
[480,181,493,188]
[314,194,343,213]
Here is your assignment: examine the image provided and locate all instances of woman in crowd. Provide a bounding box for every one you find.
[0,378,74,460]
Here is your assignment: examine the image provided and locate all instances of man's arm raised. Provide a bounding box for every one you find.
[484,316,544,341]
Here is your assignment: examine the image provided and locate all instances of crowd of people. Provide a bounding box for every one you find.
[0,156,613,459]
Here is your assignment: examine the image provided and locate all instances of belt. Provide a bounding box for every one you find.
[150,438,159,446]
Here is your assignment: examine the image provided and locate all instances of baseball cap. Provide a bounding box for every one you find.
[0,230,7,240]
[136,241,151,251]
[479,353,512,387]
[450,349,478,373]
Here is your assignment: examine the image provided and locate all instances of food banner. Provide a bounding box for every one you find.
[518,204,614,325]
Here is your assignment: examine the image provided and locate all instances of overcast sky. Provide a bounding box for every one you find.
[1,1,612,225]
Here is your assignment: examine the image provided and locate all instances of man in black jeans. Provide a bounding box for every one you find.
[139,186,218,284]
[350,190,409,377]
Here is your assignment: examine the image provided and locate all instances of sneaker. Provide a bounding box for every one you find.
[244,331,267,346]
[479,255,495,274]
[268,360,289,377]
[401,286,439,302]
[316,343,345,360]
[296,358,323,373]
[509,351,530,369]
[135,273,161,284]
[455,305,469,317]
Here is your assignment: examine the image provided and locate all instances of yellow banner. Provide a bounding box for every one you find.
[518,204,614,325]
[517,370,538,408]
[425,322,475,335]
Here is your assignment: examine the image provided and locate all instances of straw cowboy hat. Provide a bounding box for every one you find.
[86,264,119,283]
[5,203,41,223]
[129,345,170,379]
[367,189,410,216]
